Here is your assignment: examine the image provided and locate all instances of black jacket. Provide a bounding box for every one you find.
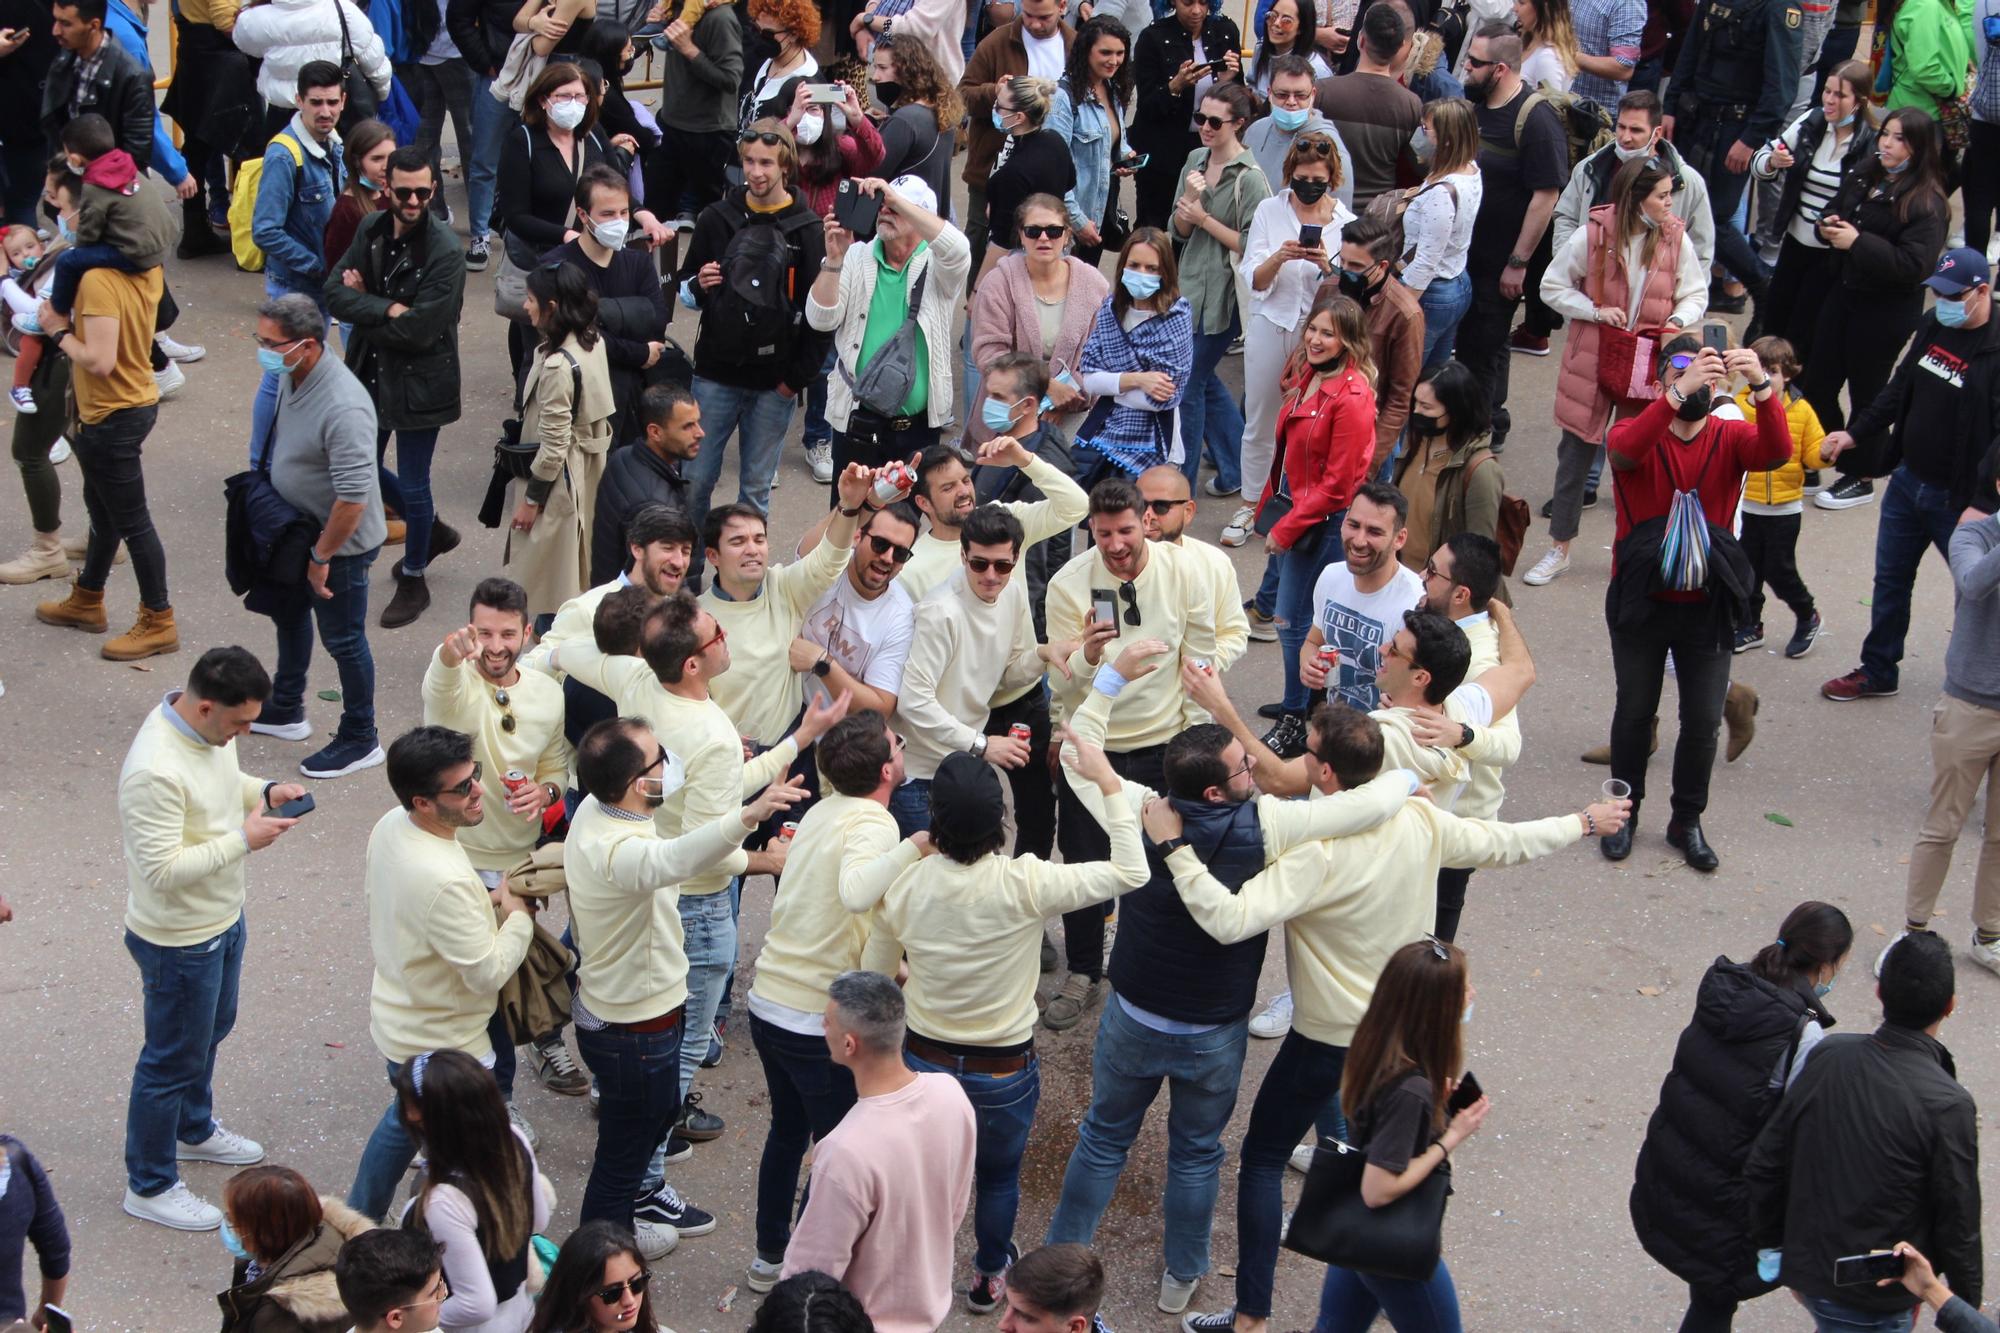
[1771,109,1877,231]
[1744,1024,1982,1313]
[1850,310,2000,514]
[1129,13,1244,157]
[40,34,155,168]
[1829,172,1949,298]
[1670,0,1804,143]
[1604,514,1756,635]
[590,444,690,587]
[675,184,829,393]
[324,210,467,431]
[1630,958,1829,1299]
[539,237,674,446]
[444,0,521,76]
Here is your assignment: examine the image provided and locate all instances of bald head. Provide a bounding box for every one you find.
[1137,465,1193,542]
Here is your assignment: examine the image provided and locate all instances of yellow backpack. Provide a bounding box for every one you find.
[227,132,305,273]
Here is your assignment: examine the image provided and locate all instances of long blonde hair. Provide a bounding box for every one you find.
[1520,0,1579,75]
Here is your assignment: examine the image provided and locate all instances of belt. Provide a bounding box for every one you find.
[853,408,921,434]
[607,1006,684,1034]
[905,1032,1034,1074]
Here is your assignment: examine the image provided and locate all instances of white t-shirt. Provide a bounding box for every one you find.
[803,573,917,701]
[1024,28,1065,81]
[1311,561,1425,711]
[1519,45,1571,91]
[1437,682,1495,810]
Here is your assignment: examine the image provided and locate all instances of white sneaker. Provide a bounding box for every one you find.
[154,360,186,401]
[1874,929,1911,978]
[249,717,314,742]
[507,1101,539,1149]
[47,436,69,464]
[1970,934,2000,977]
[123,1181,222,1231]
[155,332,206,362]
[1219,504,1255,548]
[634,1217,680,1260]
[1158,1272,1200,1314]
[1521,547,1570,586]
[806,440,834,484]
[1249,990,1292,1039]
[746,1255,784,1294]
[178,1122,264,1165]
[1289,1142,1317,1174]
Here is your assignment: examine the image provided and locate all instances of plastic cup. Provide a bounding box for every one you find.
[1601,779,1632,802]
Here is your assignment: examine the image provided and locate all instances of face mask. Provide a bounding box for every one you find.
[1408,410,1446,437]
[981,396,1023,433]
[797,111,824,146]
[592,217,631,249]
[358,174,379,192]
[1121,268,1161,299]
[66,159,84,176]
[620,52,638,76]
[873,79,903,107]
[1937,296,1972,327]
[1638,210,1660,229]
[55,213,75,244]
[1614,141,1651,162]
[831,109,848,136]
[1883,155,1909,174]
[1675,383,1713,421]
[1461,1000,1475,1024]
[992,107,1014,132]
[1835,111,1856,127]
[1337,266,1380,302]
[548,99,587,131]
[1814,978,1835,997]
[220,1219,250,1261]
[257,342,300,374]
[748,28,780,62]
[1411,124,1434,165]
[1290,176,1329,204]
[1272,104,1309,132]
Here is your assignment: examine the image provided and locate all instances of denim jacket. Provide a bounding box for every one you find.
[1048,77,1121,236]
[251,113,344,294]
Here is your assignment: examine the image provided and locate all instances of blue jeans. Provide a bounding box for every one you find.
[889,777,932,836]
[802,345,837,449]
[1276,514,1344,712]
[1180,316,1244,493]
[1251,554,1280,619]
[1235,1031,1347,1319]
[467,74,514,243]
[1802,1296,1916,1332]
[1417,272,1472,372]
[906,1048,1041,1275]
[349,1059,417,1220]
[123,916,245,1195]
[248,275,329,461]
[269,548,378,744]
[1861,467,1959,690]
[687,375,797,527]
[49,241,141,316]
[377,427,440,574]
[576,1017,685,1230]
[1314,1260,1462,1333]
[750,1013,858,1259]
[1045,999,1249,1280]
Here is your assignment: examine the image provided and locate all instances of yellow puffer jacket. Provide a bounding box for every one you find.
[1736,386,1829,508]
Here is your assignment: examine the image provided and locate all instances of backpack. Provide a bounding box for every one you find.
[1468,452,1530,576]
[703,208,819,366]
[227,133,305,273]
[1485,87,1613,173]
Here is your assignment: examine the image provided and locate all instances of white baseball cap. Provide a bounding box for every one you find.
[889,174,938,217]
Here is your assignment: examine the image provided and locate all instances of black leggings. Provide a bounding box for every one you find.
[9,350,67,532]
[1760,234,1837,364]
[1965,119,2000,255]
[1677,1285,1740,1333]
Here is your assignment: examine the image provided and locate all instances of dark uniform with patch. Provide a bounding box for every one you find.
[1669,0,1805,303]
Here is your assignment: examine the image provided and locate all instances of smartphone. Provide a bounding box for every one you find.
[44,1307,73,1333]
[1206,55,1230,75]
[1298,223,1324,249]
[834,178,881,240]
[273,792,317,819]
[1117,151,1150,171]
[804,82,844,104]
[1701,319,1729,354]
[1834,1251,1907,1286]
[1090,587,1119,629]
[1446,1069,1483,1115]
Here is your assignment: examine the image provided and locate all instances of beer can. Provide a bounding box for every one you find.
[1009,723,1032,743]
[503,769,529,791]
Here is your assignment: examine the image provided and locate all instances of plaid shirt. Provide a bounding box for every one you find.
[1568,0,1647,106]
[68,45,107,119]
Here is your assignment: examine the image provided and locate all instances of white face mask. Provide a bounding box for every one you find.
[797,110,825,146]
[1614,140,1653,162]
[592,217,630,248]
[548,99,587,131]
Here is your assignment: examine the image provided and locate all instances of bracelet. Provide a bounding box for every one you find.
[1583,810,1597,836]
[838,503,866,517]
[821,260,843,272]
[309,549,331,566]
[1749,379,1772,394]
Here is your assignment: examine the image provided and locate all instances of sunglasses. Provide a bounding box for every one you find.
[866,533,914,564]
[1424,934,1450,960]
[593,1272,651,1305]
[1291,136,1335,158]
[492,686,519,734]
[1195,114,1235,130]
[1464,55,1499,70]
[739,130,788,146]
[1668,352,1696,370]
[1020,223,1068,240]
[1142,498,1188,515]
[967,555,1017,575]
[697,623,728,654]
[436,761,484,800]
[392,185,435,202]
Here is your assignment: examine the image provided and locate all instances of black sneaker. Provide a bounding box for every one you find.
[1709,290,1748,314]
[1785,610,1823,659]
[677,1091,724,1142]
[1539,496,1554,519]
[634,1181,717,1236]
[966,1242,1019,1315]
[465,237,490,272]
[700,1022,724,1069]
[1814,476,1875,510]
[1801,468,1825,494]
[1582,488,1599,509]
[1261,713,1308,760]
[1181,1310,1238,1333]
[300,735,386,779]
[1732,622,1764,654]
[660,1132,694,1164]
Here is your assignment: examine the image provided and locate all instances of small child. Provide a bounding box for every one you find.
[46,112,173,320]
[1,225,50,413]
[1734,335,1828,660]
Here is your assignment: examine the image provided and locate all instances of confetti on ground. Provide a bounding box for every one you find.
[1765,812,1794,827]
[1871,922,1887,936]
[128,663,151,672]
[324,1041,345,1049]
[1637,986,1663,996]
[317,688,341,701]
[716,1285,738,1313]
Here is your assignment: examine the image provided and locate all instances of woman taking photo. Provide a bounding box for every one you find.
[867,35,959,215]
[1398,98,1483,371]
[1395,360,1505,569]
[740,0,821,129]
[1800,105,1949,511]
[1258,292,1375,727]
[525,1221,660,1333]
[1312,938,1491,1332]
[970,193,1111,444]
[217,1165,374,1333]
[1513,0,1578,89]
[1631,902,1853,1332]
[509,262,616,621]
[1228,129,1344,545]
[981,76,1078,282]
[1048,16,1133,265]
[1075,228,1193,480]
[1521,155,1704,588]
[1173,81,1270,496]
[1750,60,1878,362]
[323,120,395,281]
[1248,0,1333,100]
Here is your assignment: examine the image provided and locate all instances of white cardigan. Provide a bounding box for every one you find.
[806,224,973,432]
[234,0,394,110]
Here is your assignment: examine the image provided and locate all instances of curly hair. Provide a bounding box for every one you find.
[1064,17,1133,114]
[748,0,821,47]
[879,33,963,133]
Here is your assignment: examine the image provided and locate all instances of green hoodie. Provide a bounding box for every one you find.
[1888,0,1975,113]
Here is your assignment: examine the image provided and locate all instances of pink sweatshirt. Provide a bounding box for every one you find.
[782,1072,975,1333]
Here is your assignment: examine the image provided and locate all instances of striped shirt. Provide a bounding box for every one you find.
[1768,110,1854,248]
[1568,0,1646,106]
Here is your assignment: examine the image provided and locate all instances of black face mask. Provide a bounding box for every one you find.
[1408,411,1447,437]
[1338,267,1383,303]
[1675,383,1713,421]
[872,79,904,108]
[747,29,781,65]
[1289,176,1329,204]
[619,53,638,76]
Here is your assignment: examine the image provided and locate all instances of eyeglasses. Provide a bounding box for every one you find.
[1291,136,1335,158]
[1116,579,1141,626]
[739,129,788,146]
[966,555,1017,575]
[436,761,484,800]
[1195,114,1234,130]
[1267,9,1297,23]
[548,93,588,105]
[1668,352,1696,370]
[254,334,308,351]
[1421,559,1451,582]
[1020,223,1068,240]
[494,687,517,734]
[1224,753,1256,783]
[893,731,908,751]
[1142,498,1187,515]
[593,1271,651,1305]
[392,185,435,202]
[866,534,914,564]
[397,1274,453,1311]
[697,623,728,654]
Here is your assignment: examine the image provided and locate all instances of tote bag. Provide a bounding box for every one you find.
[1283,1137,1451,1282]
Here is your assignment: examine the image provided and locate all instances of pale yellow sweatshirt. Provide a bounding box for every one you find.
[1450,613,1521,822]
[899,571,1047,781]
[1373,707,1470,798]
[899,455,1090,602]
[1168,801,1583,1045]
[559,645,799,895]
[1046,540,1220,746]
[520,575,624,679]
[750,794,904,1016]
[1174,536,1251,730]
[365,809,535,1062]
[422,650,572,872]
[118,703,268,948]
[844,796,1149,1046]
[702,538,850,746]
[564,797,753,1022]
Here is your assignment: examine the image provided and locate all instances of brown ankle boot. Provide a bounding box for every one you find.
[1582,717,1658,765]
[1724,682,1760,762]
[103,605,179,661]
[0,531,68,584]
[35,581,107,632]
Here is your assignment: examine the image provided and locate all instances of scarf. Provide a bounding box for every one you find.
[1077,296,1194,474]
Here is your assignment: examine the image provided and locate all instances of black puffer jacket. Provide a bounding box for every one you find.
[590,444,689,586]
[1630,957,1828,1300]
[1829,172,1949,298]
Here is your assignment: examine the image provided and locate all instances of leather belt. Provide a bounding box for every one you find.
[853,409,921,433]
[905,1032,1034,1074]
[607,1005,684,1034]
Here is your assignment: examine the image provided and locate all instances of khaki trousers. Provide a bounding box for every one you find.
[1906,693,2000,934]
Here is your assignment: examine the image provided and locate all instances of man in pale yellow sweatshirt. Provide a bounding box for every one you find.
[521,504,696,680]
[903,434,1089,602]
[349,725,535,1221]
[118,646,305,1232]
[1136,465,1251,725]
[422,576,578,1097]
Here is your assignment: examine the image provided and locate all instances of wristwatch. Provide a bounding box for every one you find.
[1748,378,1773,394]
[1505,253,1529,269]
[969,734,989,760]
[1456,723,1475,749]
[1155,836,1189,857]
[811,656,832,679]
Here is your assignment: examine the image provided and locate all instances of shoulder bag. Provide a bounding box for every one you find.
[1466,451,1530,575]
[493,126,585,320]
[333,1,380,123]
[837,264,930,417]
[1283,1136,1452,1282]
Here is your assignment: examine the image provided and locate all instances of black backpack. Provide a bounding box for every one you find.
[705,208,819,366]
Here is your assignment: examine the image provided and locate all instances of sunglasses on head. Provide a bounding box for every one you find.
[436,761,484,800]
[1020,223,1068,240]
[392,185,434,202]
[967,555,1017,575]
[1195,113,1234,130]
[1291,136,1335,158]
[866,533,914,563]
[739,129,788,146]
[1142,498,1187,515]
[593,1272,650,1305]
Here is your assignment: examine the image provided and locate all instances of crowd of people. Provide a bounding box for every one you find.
[2,0,2000,1326]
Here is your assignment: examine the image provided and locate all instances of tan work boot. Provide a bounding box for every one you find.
[1724,682,1759,762]
[103,605,179,661]
[35,581,107,632]
[0,531,68,584]
[1582,717,1657,765]
[62,532,127,564]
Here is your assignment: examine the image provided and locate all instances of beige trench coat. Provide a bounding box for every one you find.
[504,331,615,617]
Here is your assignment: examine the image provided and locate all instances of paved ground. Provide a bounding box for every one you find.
[1,165,1992,1333]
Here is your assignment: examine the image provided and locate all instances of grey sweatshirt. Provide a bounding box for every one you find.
[1946,517,2000,712]
[657,2,743,135]
[269,353,388,558]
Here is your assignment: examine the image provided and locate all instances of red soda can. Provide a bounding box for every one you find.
[872,460,913,505]
[503,769,529,792]
[1317,645,1339,670]
[780,821,799,840]
[1009,723,1031,743]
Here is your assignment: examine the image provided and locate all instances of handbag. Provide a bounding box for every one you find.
[1099,206,1130,251]
[1467,452,1530,575]
[223,397,320,597]
[496,348,583,481]
[493,127,584,320]
[1585,243,1666,408]
[1938,91,1972,153]
[1283,1137,1452,1282]
[332,1,379,124]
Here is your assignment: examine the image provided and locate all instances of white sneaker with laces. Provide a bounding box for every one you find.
[124,1181,223,1231]
[806,441,834,484]
[634,1217,680,1260]
[747,1255,785,1294]
[1874,928,1912,978]
[1219,504,1255,548]
[178,1123,264,1165]
[507,1101,539,1149]
[154,360,186,401]
[155,332,206,362]
[1970,934,2000,977]
[250,717,314,741]
[1249,990,1292,1039]
[1522,546,1570,586]
[1158,1272,1200,1314]
[1289,1142,1317,1174]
